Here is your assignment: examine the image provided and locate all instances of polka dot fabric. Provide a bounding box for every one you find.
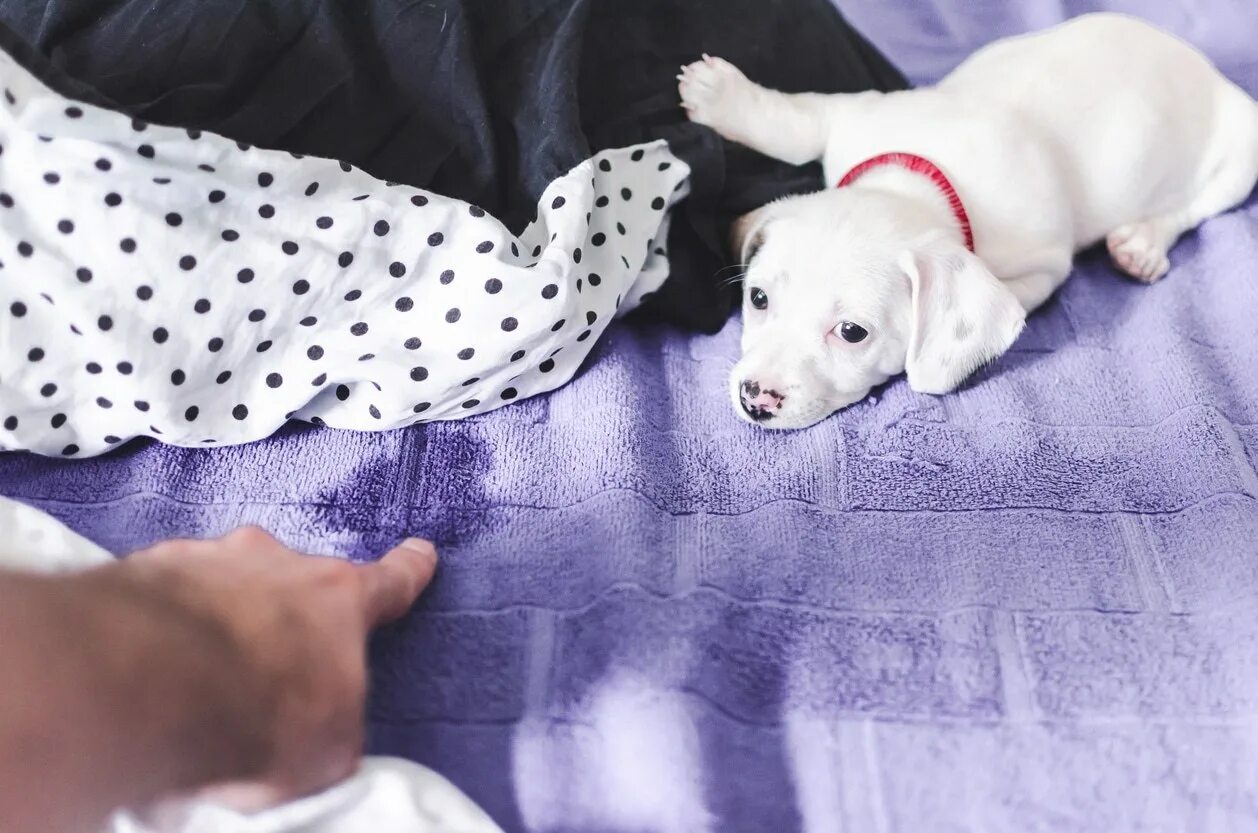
[0,50,690,457]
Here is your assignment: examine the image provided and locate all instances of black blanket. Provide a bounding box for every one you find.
[0,0,905,331]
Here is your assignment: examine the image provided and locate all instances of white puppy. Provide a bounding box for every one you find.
[678,13,1258,428]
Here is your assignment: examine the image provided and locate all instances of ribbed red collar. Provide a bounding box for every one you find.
[836,152,975,253]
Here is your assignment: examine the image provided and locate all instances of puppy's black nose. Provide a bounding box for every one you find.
[740,380,778,422]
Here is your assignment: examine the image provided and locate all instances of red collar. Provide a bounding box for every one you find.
[836,152,975,253]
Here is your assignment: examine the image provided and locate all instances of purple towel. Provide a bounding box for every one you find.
[3,1,1258,830]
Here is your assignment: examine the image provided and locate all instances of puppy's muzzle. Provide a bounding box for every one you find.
[739,380,785,422]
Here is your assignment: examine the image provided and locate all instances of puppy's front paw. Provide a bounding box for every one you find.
[1107,223,1171,284]
[678,55,753,134]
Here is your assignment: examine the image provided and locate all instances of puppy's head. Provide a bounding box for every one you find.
[729,189,1025,429]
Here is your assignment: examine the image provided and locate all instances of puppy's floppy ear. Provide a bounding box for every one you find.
[898,240,1025,395]
[729,203,777,265]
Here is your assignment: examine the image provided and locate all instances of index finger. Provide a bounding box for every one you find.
[358,538,438,627]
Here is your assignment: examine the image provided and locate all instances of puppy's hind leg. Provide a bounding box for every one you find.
[1108,103,1258,284]
[678,56,832,166]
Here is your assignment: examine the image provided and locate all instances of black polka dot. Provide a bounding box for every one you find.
[105,435,121,445]
[101,192,122,209]
[171,369,186,386]
[374,220,390,237]
[27,347,43,362]
[255,340,271,353]
[305,182,320,196]
[458,347,475,360]
[282,241,299,255]
[257,172,273,187]
[552,197,566,209]
[501,387,520,401]
[120,238,136,253]
[237,268,255,284]
[316,216,333,229]
[207,190,226,205]
[551,319,566,332]
[483,278,503,294]
[410,366,429,382]
[577,279,583,293]
[413,402,431,414]
[9,301,25,317]
[179,255,197,271]
[617,223,627,235]
[542,284,559,299]
[199,164,216,173]
[307,345,324,360]
[368,405,381,419]
[588,273,602,286]
[133,401,149,412]
[186,128,202,140]
[185,406,199,422]
[237,141,252,151]
[2,416,15,430]
[51,412,67,427]
[445,308,461,323]
[631,149,645,162]
[293,280,310,295]
[311,373,327,386]
[130,117,146,131]
[404,337,422,350]
[592,233,606,246]
[117,361,133,374]
[393,296,414,312]
[0,193,13,208]
[540,359,556,373]
[335,384,351,401]
[586,311,598,325]
[153,327,168,344]
[574,248,584,264]
[439,270,455,285]
[476,241,494,253]
[61,444,79,456]
[216,371,232,384]
[339,160,352,172]
[65,106,83,118]
[44,172,60,185]
[428,232,444,247]
[461,377,479,387]
[258,204,275,219]
[208,337,224,352]
[98,315,113,331]
[577,329,592,342]
[153,177,172,185]
[599,159,612,172]
[461,399,480,409]
[137,144,155,158]
[595,196,609,208]
[86,362,102,374]
[342,290,362,303]
[409,194,430,208]
[350,322,368,336]
[511,350,526,362]
[16,242,32,257]
[164,212,183,227]
[652,197,666,210]
[532,245,542,257]
[248,308,267,322]
[194,298,211,314]
[57,219,75,234]
[221,229,239,241]
[300,316,317,327]
[232,404,249,420]
[339,251,354,268]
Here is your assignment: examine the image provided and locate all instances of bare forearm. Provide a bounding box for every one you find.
[0,568,270,833]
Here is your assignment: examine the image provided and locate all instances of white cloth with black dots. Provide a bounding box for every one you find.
[0,48,690,458]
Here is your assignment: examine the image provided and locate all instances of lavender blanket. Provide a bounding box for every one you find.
[3,1,1258,830]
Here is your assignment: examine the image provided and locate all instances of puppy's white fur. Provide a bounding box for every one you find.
[679,13,1258,428]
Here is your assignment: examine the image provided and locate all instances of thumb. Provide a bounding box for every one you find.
[358,538,438,627]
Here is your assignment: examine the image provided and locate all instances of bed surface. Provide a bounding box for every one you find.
[3,1,1258,830]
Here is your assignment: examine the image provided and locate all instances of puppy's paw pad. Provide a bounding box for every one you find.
[678,56,751,128]
[1107,224,1171,283]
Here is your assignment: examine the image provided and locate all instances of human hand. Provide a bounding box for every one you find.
[117,527,437,810]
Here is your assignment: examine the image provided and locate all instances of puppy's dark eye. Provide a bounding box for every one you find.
[839,322,868,343]
[750,288,768,310]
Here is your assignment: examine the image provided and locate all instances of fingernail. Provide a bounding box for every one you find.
[400,537,437,560]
